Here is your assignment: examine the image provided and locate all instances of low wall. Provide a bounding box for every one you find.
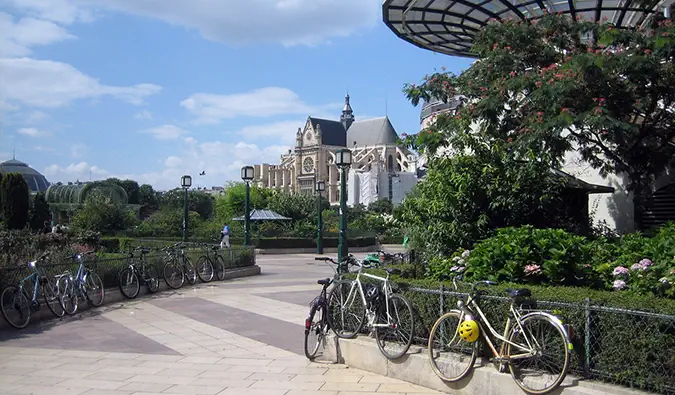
[321,335,652,395]
[0,265,261,331]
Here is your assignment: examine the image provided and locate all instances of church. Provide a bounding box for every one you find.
[252,94,419,206]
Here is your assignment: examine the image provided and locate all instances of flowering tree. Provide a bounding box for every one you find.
[403,13,675,218]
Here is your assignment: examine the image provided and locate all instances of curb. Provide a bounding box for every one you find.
[320,335,650,395]
[0,265,261,331]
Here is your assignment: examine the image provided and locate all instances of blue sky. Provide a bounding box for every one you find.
[0,0,473,190]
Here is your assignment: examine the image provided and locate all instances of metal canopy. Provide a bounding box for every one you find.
[232,209,291,221]
[382,0,670,58]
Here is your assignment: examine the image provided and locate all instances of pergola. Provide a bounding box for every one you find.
[44,181,138,223]
[382,0,674,58]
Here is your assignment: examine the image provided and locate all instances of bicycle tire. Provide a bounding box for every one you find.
[304,304,326,360]
[144,264,160,293]
[119,268,140,299]
[214,255,226,281]
[427,310,478,382]
[59,276,79,315]
[374,293,415,360]
[183,256,197,285]
[0,285,31,329]
[84,271,105,306]
[196,256,214,283]
[163,259,184,289]
[506,313,570,394]
[42,280,65,318]
[327,281,365,339]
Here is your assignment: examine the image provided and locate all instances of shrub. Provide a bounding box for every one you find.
[0,173,30,230]
[71,192,138,232]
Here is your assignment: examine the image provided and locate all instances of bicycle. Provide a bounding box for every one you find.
[195,242,221,282]
[118,246,160,299]
[58,250,105,315]
[304,257,341,360]
[427,277,572,394]
[162,242,197,289]
[0,253,65,329]
[376,250,407,265]
[326,254,415,360]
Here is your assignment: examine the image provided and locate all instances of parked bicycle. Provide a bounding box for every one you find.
[326,254,415,360]
[162,242,197,289]
[119,246,160,299]
[304,257,341,360]
[427,277,572,394]
[0,252,65,329]
[195,242,222,282]
[58,250,105,315]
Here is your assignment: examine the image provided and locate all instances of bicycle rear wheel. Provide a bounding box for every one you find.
[42,280,65,318]
[59,276,79,315]
[164,260,184,289]
[84,271,105,306]
[214,255,226,281]
[428,310,478,382]
[119,268,140,299]
[196,256,214,283]
[0,285,31,329]
[183,256,197,285]
[374,293,415,360]
[506,314,570,394]
[327,281,366,339]
[144,264,160,293]
[304,304,327,360]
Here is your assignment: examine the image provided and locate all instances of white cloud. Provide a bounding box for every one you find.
[0,58,161,108]
[134,109,152,119]
[71,142,88,158]
[181,87,336,124]
[17,127,52,137]
[140,124,186,140]
[43,161,109,182]
[232,120,301,147]
[0,12,76,57]
[33,145,54,152]
[6,0,95,25]
[164,156,182,168]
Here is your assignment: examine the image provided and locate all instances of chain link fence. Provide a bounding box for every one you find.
[397,285,675,395]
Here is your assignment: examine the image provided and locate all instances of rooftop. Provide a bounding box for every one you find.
[0,158,50,193]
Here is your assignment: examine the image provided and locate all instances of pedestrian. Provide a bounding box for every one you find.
[42,220,51,234]
[220,223,230,249]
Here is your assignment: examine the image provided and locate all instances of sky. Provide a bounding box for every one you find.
[0,0,473,191]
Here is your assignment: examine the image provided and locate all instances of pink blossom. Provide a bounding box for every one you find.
[536,81,543,88]
[613,280,627,290]
[510,71,517,77]
[524,264,542,276]
[613,266,629,276]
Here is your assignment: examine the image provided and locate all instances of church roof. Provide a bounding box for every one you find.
[346,117,399,147]
[0,158,50,193]
[308,117,347,147]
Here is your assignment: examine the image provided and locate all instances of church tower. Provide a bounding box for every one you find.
[340,93,355,131]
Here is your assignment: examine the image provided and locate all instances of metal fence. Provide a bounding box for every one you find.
[0,245,257,291]
[400,285,675,395]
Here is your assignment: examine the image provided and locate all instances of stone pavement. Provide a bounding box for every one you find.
[0,253,443,395]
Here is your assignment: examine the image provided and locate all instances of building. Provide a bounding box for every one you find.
[252,94,419,205]
[382,0,675,233]
[0,157,50,193]
[45,181,138,224]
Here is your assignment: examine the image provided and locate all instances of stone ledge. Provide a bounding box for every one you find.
[320,335,651,395]
[0,265,261,331]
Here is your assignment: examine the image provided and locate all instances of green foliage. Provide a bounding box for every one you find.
[367,198,393,214]
[0,173,30,230]
[71,191,138,233]
[138,184,159,218]
[135,208,203,237]
[266,190,326,222]
[106,178,140,204]
[160,189,214,220]
[214,182,270,221]
[29,193,51,231]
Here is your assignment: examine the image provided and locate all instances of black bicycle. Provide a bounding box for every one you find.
[119,246,160,299]
[304,257,341,360]
[162,242,197,289]
[196,242,222,282]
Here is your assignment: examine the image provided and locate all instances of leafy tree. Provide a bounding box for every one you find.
[136,208,202,237]
[266,190,328,222]
[106,178,140,204]
[71,191,138,232]
[0,173,30,230]
[403,13,675,227]
[215,182,270,220]
[160,189,214,220]
[29,193,51,231]
[138,184,159,218]
[367,198,393,214]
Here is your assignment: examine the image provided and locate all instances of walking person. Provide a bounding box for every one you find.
[220,223,230,249]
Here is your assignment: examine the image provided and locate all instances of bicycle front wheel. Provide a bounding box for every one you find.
[196,256,214,283]
[374,293,415,360]
[59,276,79,315]
[0,285,31,329]
[304,304,327,360]
[144,265,160,293]
[183,256,197,285]
[164,260,184,289]
[84,271,105,306]
[506,313,570,394]
[327,281,366,339]
[119,268,140,299]
[42,279,65,318]
[214,255,226,281]
[428,310,478,382]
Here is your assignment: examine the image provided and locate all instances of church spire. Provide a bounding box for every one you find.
[340,93,354,130]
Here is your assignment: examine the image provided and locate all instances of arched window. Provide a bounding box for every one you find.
[387,155,394,172]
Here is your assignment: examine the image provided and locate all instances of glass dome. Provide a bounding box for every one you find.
[0,158,50,193]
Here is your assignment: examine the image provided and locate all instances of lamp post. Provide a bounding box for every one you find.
[316,180,325,254]
[335,148,352,273]
[180,175,192,242]
[241,166,254,246]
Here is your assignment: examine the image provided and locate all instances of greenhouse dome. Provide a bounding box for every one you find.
[0,158,50,193]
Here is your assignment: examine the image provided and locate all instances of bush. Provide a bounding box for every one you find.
[71,192,138,233]
[0,173,30,230]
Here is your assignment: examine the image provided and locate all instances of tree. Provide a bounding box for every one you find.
[160,189,214,220]
[138,184,159,218]
[215,182,270,220]
[106,178,140,204]
[29,193,51,231]
[403,14,675,225]
[367,198,393,215]
[266,190,327,222]
[0,173,30,230]
[71,191,138,232]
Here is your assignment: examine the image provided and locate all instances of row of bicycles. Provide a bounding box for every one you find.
[0,242,232,329]
[304,254,574,395]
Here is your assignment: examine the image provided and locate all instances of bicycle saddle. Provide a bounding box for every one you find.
[317,278,331,285]
[506,288,532,298]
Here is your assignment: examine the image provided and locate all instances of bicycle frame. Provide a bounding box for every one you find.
[342,269,394,328]
[17,271,40,304]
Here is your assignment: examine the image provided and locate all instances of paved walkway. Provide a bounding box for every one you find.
[0,253,441,395]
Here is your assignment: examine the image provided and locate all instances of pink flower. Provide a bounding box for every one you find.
[510,71,517,77]
[594,107,603,115]
[536,81,543,88]
[613,280,627,290]
[524,264,542,276]
[613,266,629,276]
[561,108,569,113]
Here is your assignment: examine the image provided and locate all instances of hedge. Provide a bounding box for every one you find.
[357,266,675,394]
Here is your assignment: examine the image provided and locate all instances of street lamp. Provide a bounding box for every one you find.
[316,180,326,254]
[335,148,352,273]
[181,175,192,242]
[241,166,254,246]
